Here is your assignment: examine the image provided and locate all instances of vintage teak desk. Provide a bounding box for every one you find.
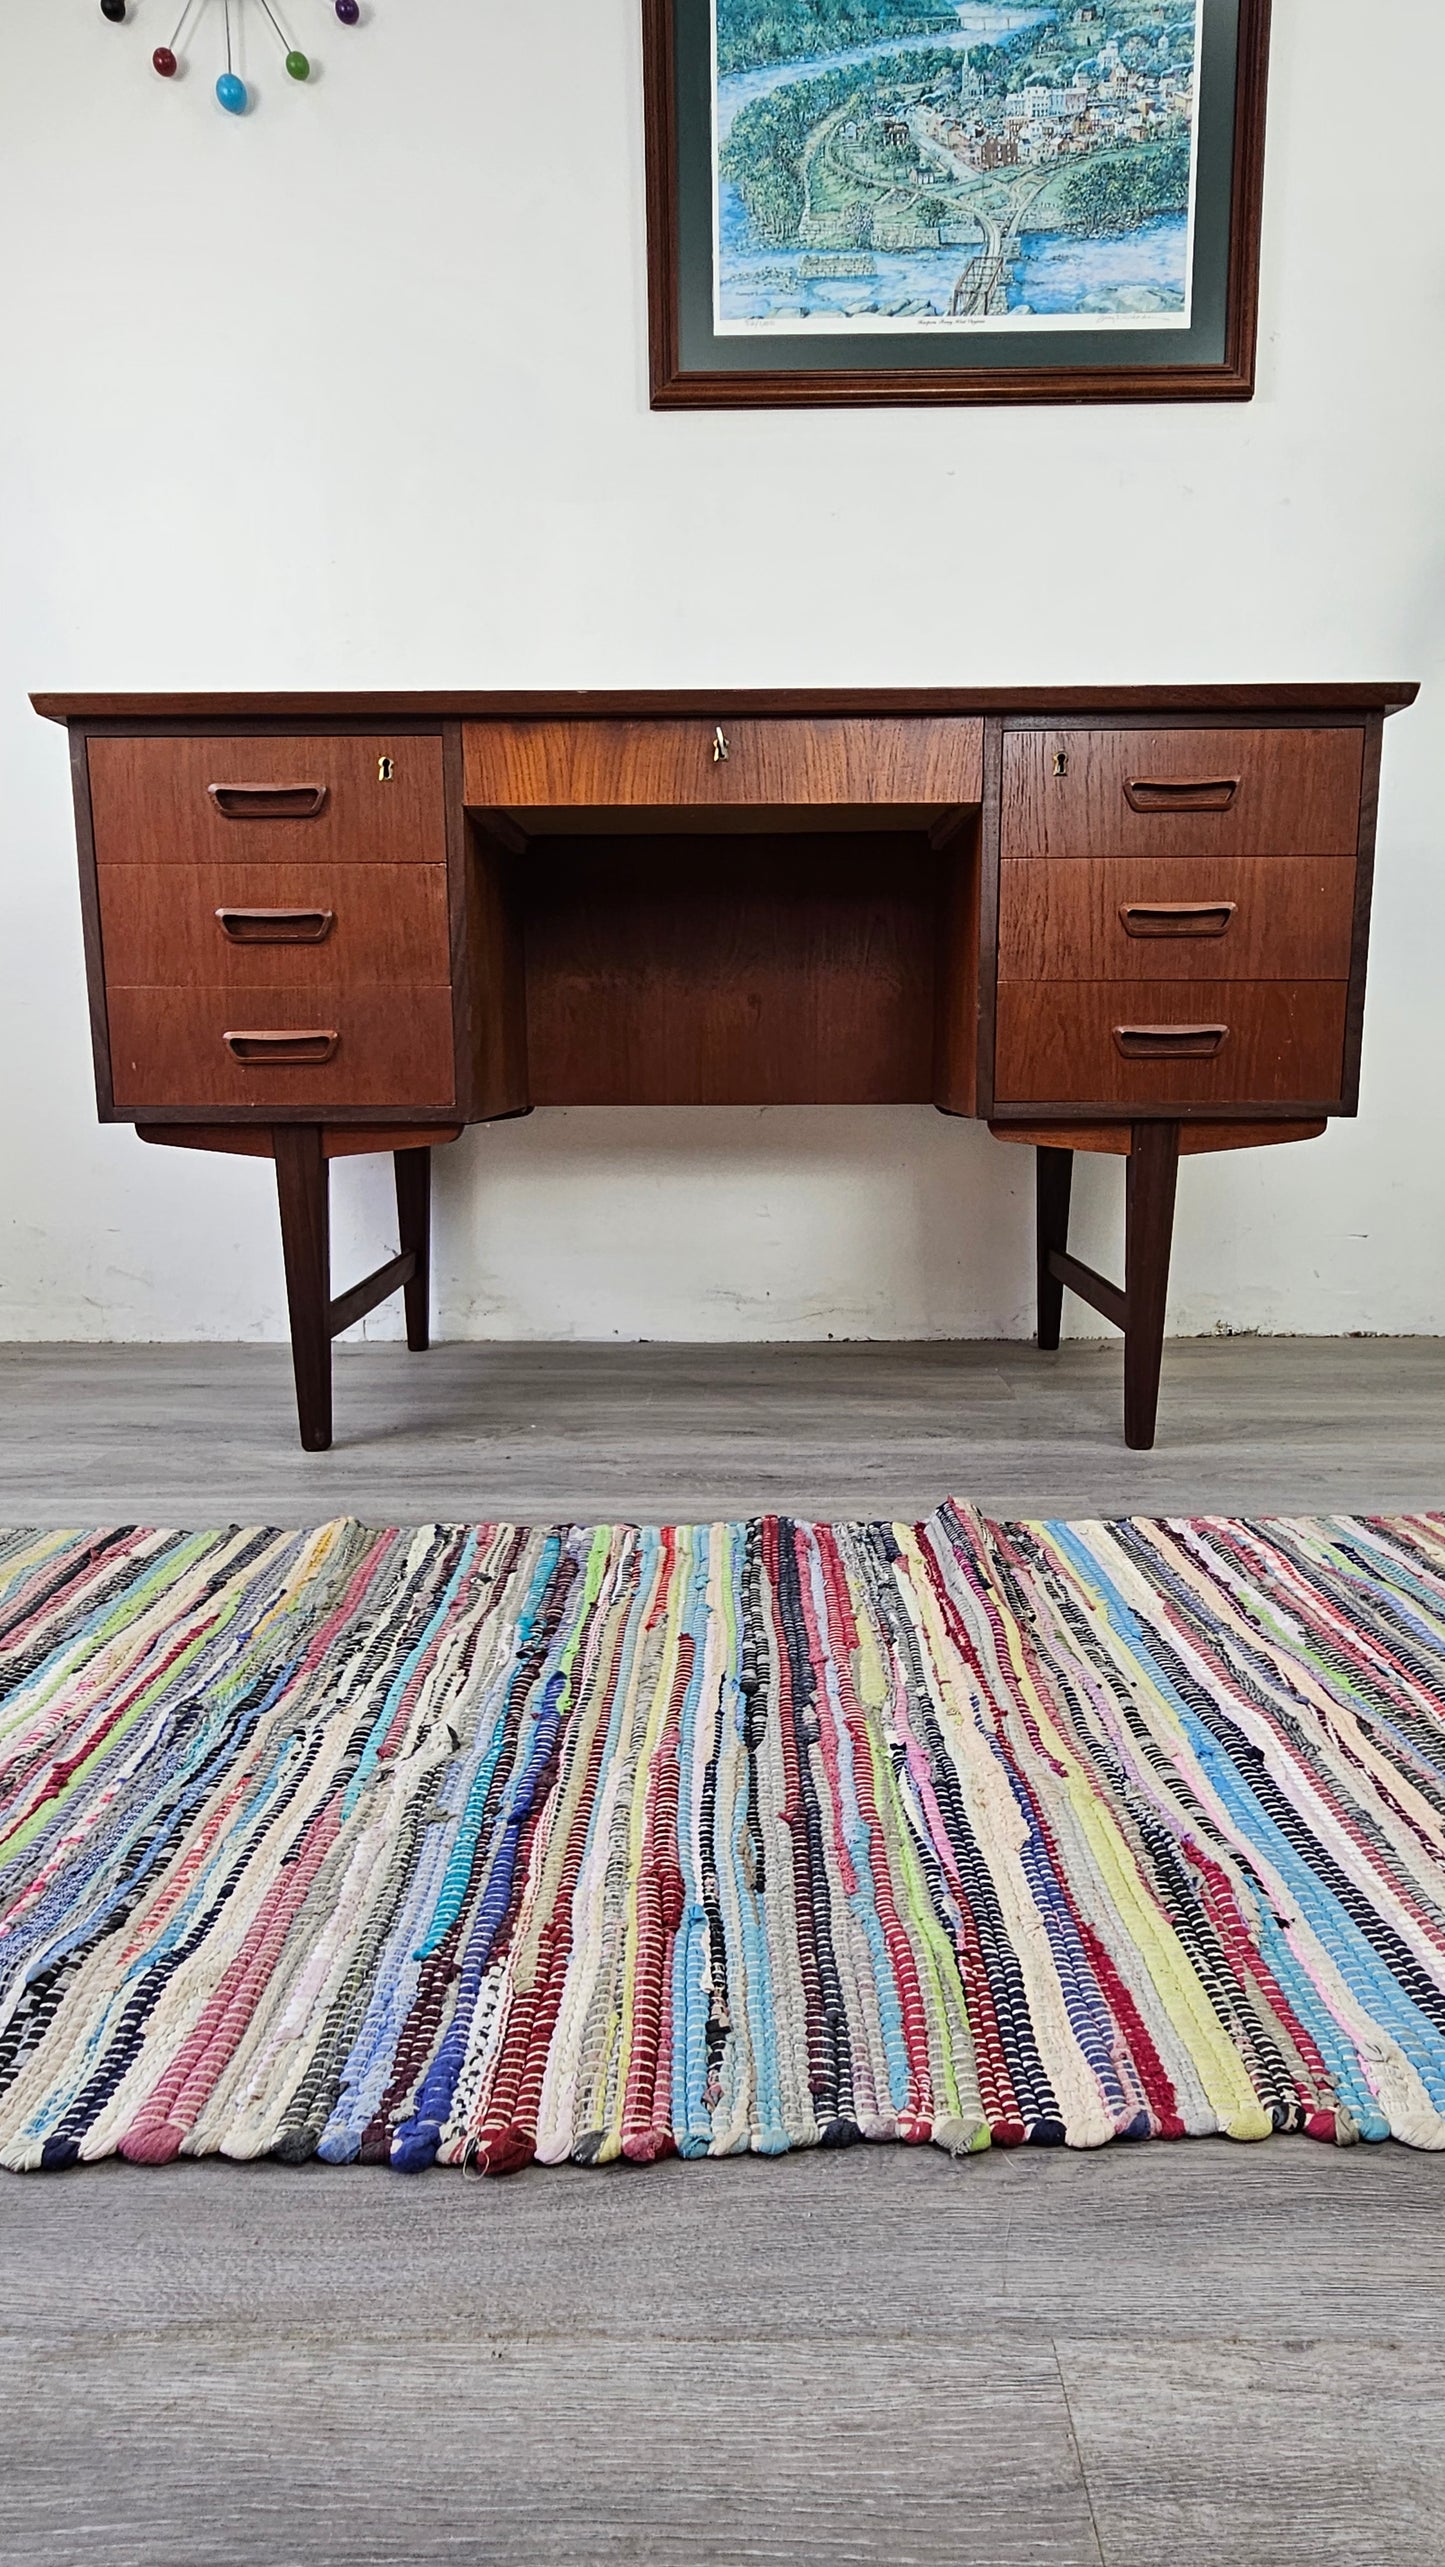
[34,685,1417,1452]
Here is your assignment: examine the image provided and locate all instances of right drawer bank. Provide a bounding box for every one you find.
[993,725,1367,1112]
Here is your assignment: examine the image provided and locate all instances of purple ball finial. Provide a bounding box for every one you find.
[335,0,360,22]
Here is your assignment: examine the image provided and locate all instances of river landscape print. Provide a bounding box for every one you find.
[714,0,1203,332]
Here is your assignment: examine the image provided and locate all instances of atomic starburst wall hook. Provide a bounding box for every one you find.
[99,0,361,116]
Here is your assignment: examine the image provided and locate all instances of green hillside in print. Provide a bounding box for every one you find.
[717,4,964,75]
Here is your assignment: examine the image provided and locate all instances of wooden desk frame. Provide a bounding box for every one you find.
[35,684,1418,1453]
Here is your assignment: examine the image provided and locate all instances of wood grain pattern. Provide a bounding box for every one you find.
[459,806,531,1123]
[394,1148,431,1353]
[995,981,1349,1109]
[87,734,447,866]
[36,684,1420,722]
[464,718,984,809]
[974,715,1005,1119]
[998,858,1357,984]
[1343,711,1385,1117]
[988,1120,1326,1158]
[931,822,981,1116]
[1002,729,1365,860]
[521,831,941,1106]
[0,2324,1100,2567]
[9,2104,1445,2567]
[41,690,1415,1206]
[2,1336,1445,1526]
[69,723,114,1118]
[273,1127,334,1451]
[1057,2335,1445,2567]
[134,1125,464,1159]
[107,985,456,1112]
[1123,1120,1180,1449]
[96,864,451,990]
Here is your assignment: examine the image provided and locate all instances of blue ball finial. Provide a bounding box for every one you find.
[216,71,248,113]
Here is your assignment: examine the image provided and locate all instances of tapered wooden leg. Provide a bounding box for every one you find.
[393,1148,431,1353]
[1036,1147,1074,1352]
[1123,1121,1180,1452]
[273,1127,333,1452]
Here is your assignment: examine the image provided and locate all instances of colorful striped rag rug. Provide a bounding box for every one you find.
[4,1505,1445,2176]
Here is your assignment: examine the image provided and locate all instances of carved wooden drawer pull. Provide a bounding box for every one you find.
[1123,775,1240,813]
[223,1029,339,1065]
[216,908,336,945]
[1119,900,1237,939]
[1114,1023,1229,1060]
[207,782,329,820]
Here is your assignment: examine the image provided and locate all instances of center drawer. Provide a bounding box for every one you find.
[462,716,984,809]
[96,863,451,989]
[1002,726,1364,859]
[998,857,1357,983]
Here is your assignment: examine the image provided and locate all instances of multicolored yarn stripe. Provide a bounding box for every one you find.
[5,1505,1445,2175]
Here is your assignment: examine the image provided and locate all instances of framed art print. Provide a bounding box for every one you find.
[644,0,1271,405]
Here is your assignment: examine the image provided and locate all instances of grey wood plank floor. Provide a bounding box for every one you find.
[2,1337,1444,2566]
[1,1333,1443,1522]
[6,2146,1445,2567]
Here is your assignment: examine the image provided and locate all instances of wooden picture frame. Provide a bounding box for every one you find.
[645,0,1271,407]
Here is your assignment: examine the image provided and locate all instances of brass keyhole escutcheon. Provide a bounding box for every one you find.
[377,756,395,783]
[1053,750,1069,778]
[712,726,730,763]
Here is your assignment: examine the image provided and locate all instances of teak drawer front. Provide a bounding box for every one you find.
[96,864,452,991]
[995,981,1349,1109]
[997,857,1358,984]
[462,717,984,808]
[107,985,456,1111]
[1002,728,1364,859]
[88,736,447,866]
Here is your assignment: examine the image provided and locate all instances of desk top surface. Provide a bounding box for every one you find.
[32,683,1421,726]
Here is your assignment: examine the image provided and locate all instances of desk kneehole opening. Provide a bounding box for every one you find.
[223,1029,340,1067]
[1113,1023,1229,1062]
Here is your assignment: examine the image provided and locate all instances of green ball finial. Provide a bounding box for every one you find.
[285,49,310,79]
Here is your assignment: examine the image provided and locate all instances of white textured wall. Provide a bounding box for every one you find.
[1,0,1441,1344]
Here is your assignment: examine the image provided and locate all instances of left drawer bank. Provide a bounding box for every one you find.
[85,732,464,1118]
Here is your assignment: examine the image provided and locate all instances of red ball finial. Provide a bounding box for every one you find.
[153,45,178,76]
